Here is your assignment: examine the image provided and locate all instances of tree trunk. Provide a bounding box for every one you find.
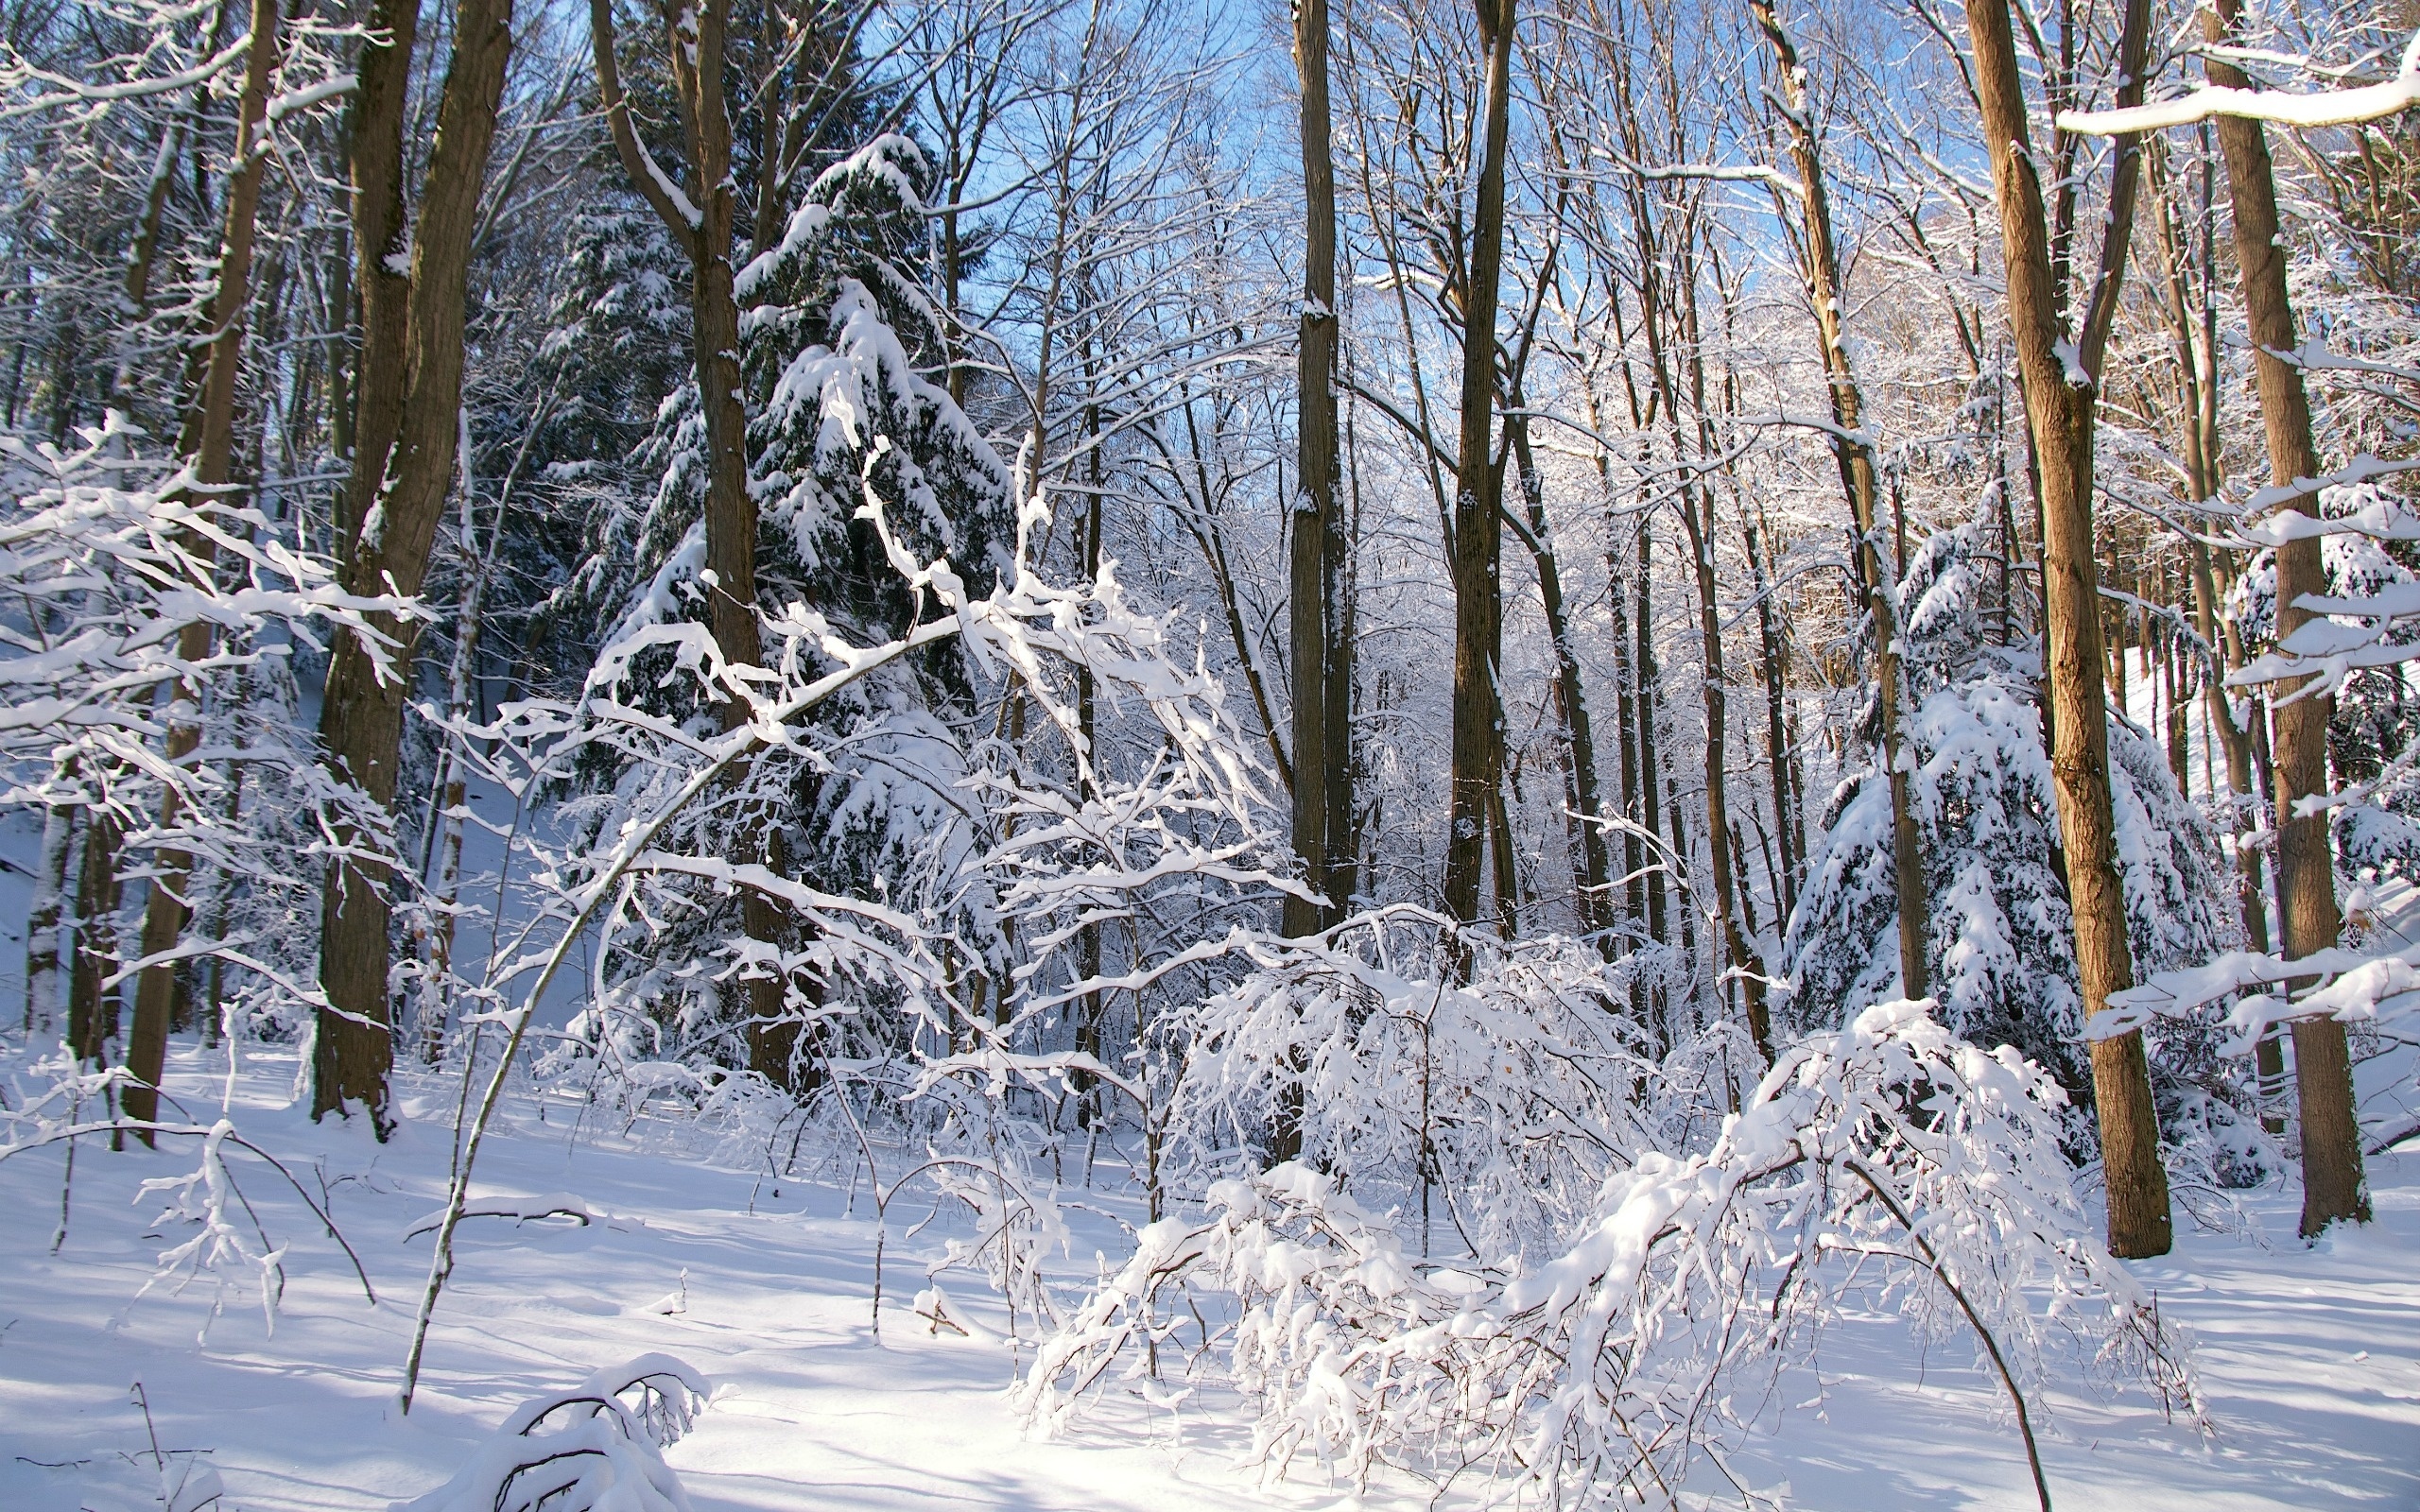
[26,784,74,1035]
[2203,0,2368,1235]
[1753,0,1927,1000]
[592,0,788,1087]
[1511,417,1612,946]
[107,111,185,401]
[1635,516,1668,972]
[124,0,284,1141]
[338,0,422,570]
[1964,0,2171,1257]
[68,812,121,1071]
[1075,401,1105,1124]
[1676,484,1769,1057]
[314,0,517,1130]
[1284,0,1353,942]
[1441,0,1515,937]
[1745,499,1796,924]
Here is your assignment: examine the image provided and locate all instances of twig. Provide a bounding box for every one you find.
[1843,1156,2052,1512]
[399,621,950,1410]
[1,1119,375,1304]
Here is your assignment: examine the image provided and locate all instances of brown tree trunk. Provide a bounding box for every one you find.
[591,0,788,1086]
[314,0,517,1130]
[2203,0,2369,1234]
[1635,518,1668,968]
[339,0,421,570]
[1676,482,1770,1057]
[1285,0,1352,941]
[1441,0,1515,937]
[1745,500,1796,924]
[124,0,285,1141]
[1965,0,2172,1257]
[68,812,121,1070]
[1753,0,1927,1001]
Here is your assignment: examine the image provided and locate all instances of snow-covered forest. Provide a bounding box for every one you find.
[0,0,2414,1504]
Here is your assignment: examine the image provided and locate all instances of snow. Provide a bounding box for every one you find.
[0,1050,1282,1512]
[0,1043,2413,1512]
[2055,26,2420,133]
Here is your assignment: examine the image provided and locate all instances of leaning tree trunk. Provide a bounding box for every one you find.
[1753,0,1927,999]
[1441,0,1516,939]
[1284,0,1353,945]
[2202,0,2368,1235]
[1964,0,2172,1258]
[314,0,516,1130]
[123,0,284,1141]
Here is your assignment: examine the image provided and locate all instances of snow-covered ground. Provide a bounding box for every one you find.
[0,1044,2411,1512]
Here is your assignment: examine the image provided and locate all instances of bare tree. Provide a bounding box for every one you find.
[1962,0,2171,1257]
[589,0,796,1082]
[1751,0,1927,1003]
[1285,0,1352,944]
[314,0,518,1128]
[121,0,285,1140]
[2200,0,2369,1235]
[1440,0,1514,937]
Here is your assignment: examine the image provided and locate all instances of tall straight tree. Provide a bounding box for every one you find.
[315,0,518,1129]
[1285,0,1351,942]
[2201,0,2369,1236]
[1963,0,2172,1257]
[1440,0,1515,936]
[588,0,788,1083]
[1750,0,1927,1002]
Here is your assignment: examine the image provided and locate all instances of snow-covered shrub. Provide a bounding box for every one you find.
[1143,908,1701,1257]
[1015,1159,1445,1478]
[394,1354,708,1512]
[1023,1000,2198,1505]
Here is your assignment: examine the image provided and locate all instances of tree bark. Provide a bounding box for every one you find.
[124,0,285,1141]
[338,0,422,570]
[1753,0,1927,999]
[1676,478,1769,1057]
[1284,0,1353,942]
[314,0,517,1130]
[591,0,788,1086]
[2202,0,2369,1234]
[1510,417,1612,945]
[1441,0,1516,937]
[26,781,75,1035]
[1745,500,1796,924]
[68,812,121,1071]
[1964,0,2172,1257]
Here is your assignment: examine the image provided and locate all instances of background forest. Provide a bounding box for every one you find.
[0,0,2416,1503]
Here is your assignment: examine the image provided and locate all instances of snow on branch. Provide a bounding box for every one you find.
[393,1355,708,1512]
[2058,28,2420,132]
[2106,940,2420,1050]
